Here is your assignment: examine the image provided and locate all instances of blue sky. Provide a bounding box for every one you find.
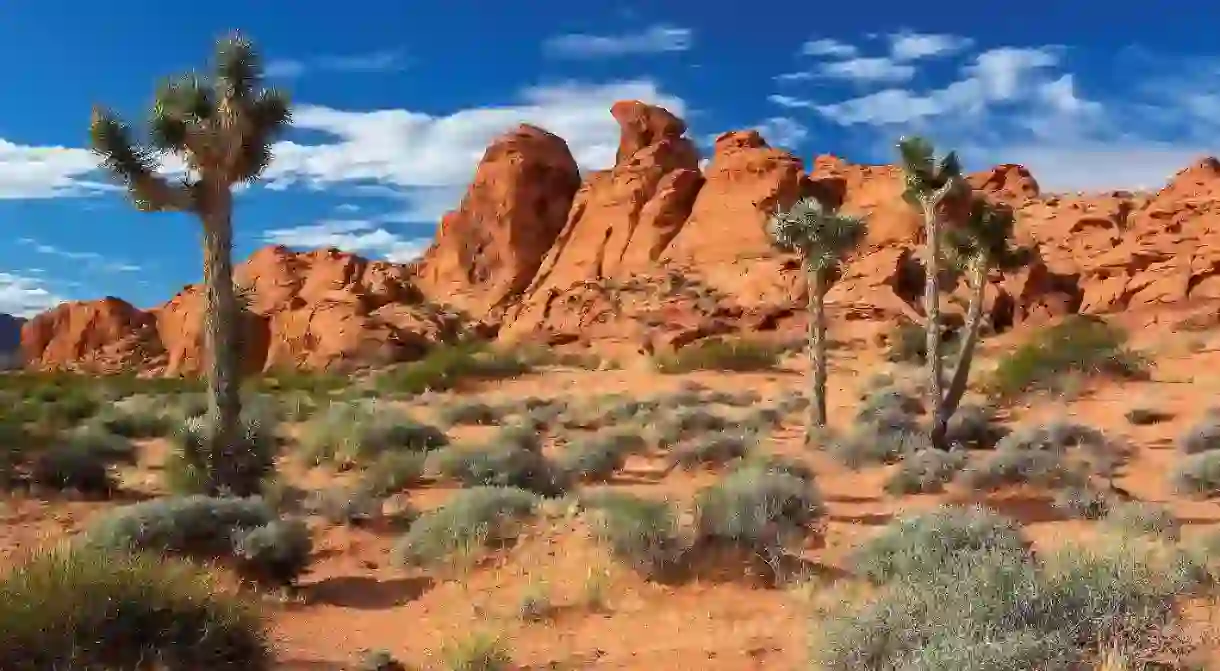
[1,1,1218,317]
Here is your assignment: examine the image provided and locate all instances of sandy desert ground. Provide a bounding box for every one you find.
[5,314,1220,671]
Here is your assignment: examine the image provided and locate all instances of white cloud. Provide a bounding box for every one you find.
[265,49,408,79]
[543,25,692,58]
[755,117,809,149]
[263,219,431,262]
[778,39,1220,191]
[0,140,111,199]
[818,57,916,83]
[16,238,143,273]
[812,47,1063,126]
[0,271,62,317]
[264,79,685,201]
[768,94,815,110]
[800,38,857,58]
[888,31,974,61]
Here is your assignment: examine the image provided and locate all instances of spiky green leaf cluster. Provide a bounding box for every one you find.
[767,197,868,271]
[943,197,1028,271]
[897,135,968,207]
[88,31,292,212]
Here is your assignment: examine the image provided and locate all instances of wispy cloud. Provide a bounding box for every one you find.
[0,271,62,317]
[755,117,809,149]
[770,36,1220,191]
[265,49,409,79]
[800,38,858,58]
[543,25,692,58]
[16,238,144,274]
[263,220,431,262]
[887,31,974,61]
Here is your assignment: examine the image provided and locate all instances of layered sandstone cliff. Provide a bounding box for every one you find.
[20,101,1220,374]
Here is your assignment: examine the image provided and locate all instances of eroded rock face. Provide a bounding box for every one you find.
[23,247,465,375]
[22,298,165,373]
[20,96,1220,372]
[413,124,581,319]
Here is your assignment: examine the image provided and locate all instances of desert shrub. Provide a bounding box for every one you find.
[649,407,731,444]
[300,401,447,469]
[377,342,531,395]
[583,491,688,577]
[93,393,178,437]
[21,383,102,428]
[987,315,1149,398]
[728,453,816,482]
[427,441,567,496]
[812,538,1197,671]
[944,403,1007,449]
[440,631,512,671]
[66,423,138,463]
[304,487,384,525]
[653,337,782,373]
[437,399,502,426]
[394,486,539,568]
[1101,501,1181,541]
[693,468,823,557]
[963,420,1121,492]
[884,320,928,364]
[84,495,311,586]
[962,445,1078,491]
[1180,411,1220,454]
[229,518,314,587]
[1170,450,1220,497]
[856,387,924,418]
[849,505,1028,585]
[1051,485,1112,520]
[358,451,427,497]
[884,448,968,495]
[164,407,280,497]
[556,429,643,482]
[671,430,757,470]
[358,649,408,671]
[830,396,928,470]
[493,422,545,452]
[742,406,786,432]
[0,419,33,488]
[0,544,270,670]
[1125,405,1172,426]
[28,444,115,495]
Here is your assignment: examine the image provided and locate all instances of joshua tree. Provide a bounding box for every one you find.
[89,33,291,495]
[939,197,1027,423]
[897,136,970,449]
[768,196,868,439]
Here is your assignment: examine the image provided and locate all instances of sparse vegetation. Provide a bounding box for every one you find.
[583,491,688,578]
[814,532,1201,670]
[84,495,311,586]
[0,545,271,670]
[393,486,540,568]
[653,337,782,374]
[299,401,447,469]
[987,315,1149,399]
[376,342,532,395]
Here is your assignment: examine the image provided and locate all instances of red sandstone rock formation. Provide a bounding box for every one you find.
[412,124,581,319]
[20,99,1220,374]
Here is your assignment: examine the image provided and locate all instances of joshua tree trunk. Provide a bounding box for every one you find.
[200,185,244,495]
[806,266,828,438]
[940,259,988,433]
[922,200,947,448]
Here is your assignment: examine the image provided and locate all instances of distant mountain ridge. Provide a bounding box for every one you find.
[0,313,23,369]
